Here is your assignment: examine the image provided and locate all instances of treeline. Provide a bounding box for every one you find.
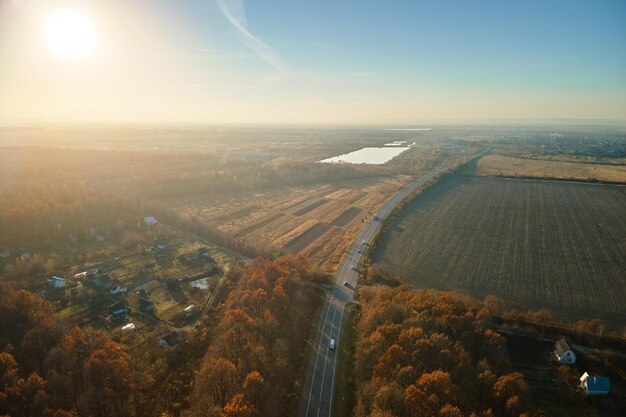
[354,286,530,417]
[185,256,321,417]
[0,147,380,200]
[0,181,139,249]
[0,147,379,247]
[0,283,150,417]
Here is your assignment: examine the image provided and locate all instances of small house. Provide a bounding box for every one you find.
[74,271,88,280]
[159,332,179,348]
[580,372,610,395]
[48,276,66,289]
[121,323,136,331]
[554,338,576,364]
[144,216,157,226]
[183,304,197,318]
[110,285,127,295]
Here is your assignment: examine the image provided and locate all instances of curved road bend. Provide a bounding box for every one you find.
[298,146,491,417]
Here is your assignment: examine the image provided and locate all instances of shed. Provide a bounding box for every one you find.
[554,338,576,364]
[122,323,136,331]
[74,271,88,280]
[580,372,610,395]
[144,216,157,226]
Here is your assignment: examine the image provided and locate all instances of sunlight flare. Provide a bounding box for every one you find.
[45,10,96,58]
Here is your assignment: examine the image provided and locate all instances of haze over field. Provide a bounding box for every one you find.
[1,0,626,125]
[1,2,626,417]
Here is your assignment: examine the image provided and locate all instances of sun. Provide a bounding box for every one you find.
[45,10,96,58]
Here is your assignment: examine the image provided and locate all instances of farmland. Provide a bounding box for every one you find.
[476,154,626,183]
[373,176,626,321]
[175,175,415,272]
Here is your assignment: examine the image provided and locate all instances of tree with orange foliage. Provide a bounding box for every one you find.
[353,287,529,417]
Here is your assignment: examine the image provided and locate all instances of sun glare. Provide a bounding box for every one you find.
[45,10,96,58]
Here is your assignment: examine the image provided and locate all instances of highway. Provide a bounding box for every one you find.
[298,146,491,417]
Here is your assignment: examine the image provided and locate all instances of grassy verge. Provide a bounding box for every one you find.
[333,303,360,417]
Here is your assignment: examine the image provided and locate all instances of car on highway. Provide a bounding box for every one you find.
[329,338,336,350]
[343,280,351,288]
[357,249,362,253]
[351,265,357,271]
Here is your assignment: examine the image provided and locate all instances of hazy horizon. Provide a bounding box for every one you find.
[2,0,625,125]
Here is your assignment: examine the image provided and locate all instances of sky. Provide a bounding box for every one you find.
[1,0,625,125]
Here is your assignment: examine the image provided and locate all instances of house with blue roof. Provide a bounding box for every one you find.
[580,372,610,395]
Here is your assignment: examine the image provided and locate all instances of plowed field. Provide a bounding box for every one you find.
[374,176,626,320]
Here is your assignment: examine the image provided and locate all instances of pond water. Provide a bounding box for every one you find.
[318,146,410,165]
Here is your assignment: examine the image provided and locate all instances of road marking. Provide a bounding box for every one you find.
[305,295,333,417]
[316,303,338,406]
[328,302,346,415]
[299,145,492,417]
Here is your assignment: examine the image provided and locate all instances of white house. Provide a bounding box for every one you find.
[48,276,66,289]
[554,338,576,364]
[144,216,157,226]
[580,372,610,395]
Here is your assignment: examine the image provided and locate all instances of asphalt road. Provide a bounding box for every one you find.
[298,146,491,417]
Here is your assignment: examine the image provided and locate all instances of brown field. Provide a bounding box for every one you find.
[284,223,333,254]
[477,154,626,183]
[176,175,414,271]
[331,207,363,227]
[374,176,626,321]
[292,198,329,216]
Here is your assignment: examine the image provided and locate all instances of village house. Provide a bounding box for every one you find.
[144,216,157,226]
[554,338,576,364]
[48,276,66,289]
[580,372,610,395]
[110,285,127,295]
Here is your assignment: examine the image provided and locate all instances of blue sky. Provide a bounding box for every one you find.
[1,0,625,124]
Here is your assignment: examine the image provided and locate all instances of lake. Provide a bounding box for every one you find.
[318,146,410,165]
